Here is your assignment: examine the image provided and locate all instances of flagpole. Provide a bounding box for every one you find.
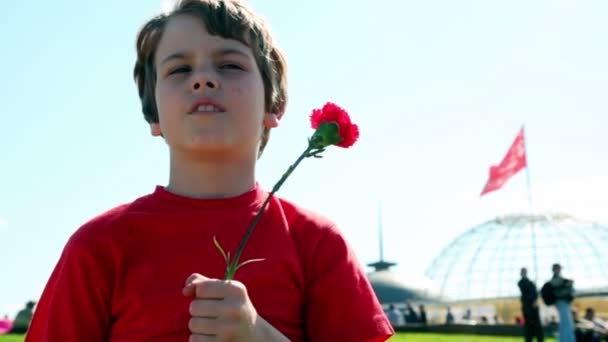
[524,128,534,214]
[522,125,538,284]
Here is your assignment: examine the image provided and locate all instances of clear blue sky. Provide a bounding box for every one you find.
[1,0,607,317]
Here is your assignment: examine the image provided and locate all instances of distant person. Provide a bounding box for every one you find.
[518,267,544,342]
[584,307,607,331]
[404,301,419,324]
[386,304,404,327]
[576,307,607,342]
[9,301,35,334]
[0,315,13,335]
[446,306,455,325]
[418,304,427,325]
[463,308,472,320]
[541,263,575,342]
[547,315,559,335]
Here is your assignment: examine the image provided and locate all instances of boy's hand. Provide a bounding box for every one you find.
[182,273,289,342]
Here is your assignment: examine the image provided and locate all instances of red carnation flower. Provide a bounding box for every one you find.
[217,101,360,280]
[310,102,359,148]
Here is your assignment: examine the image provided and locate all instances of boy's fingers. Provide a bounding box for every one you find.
[189,333,217,342]
[183,273,209,297]
[183,284,196,297]
[189,298,223,318]
[185,273,208,286]
[183,274,246,299]
[194,279,228,299]
[188,316,219,335]
[183,274,234,299]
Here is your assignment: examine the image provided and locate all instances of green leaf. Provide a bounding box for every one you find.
[305,149,324,158]
[235,258,266,271]
[213,235,230,265]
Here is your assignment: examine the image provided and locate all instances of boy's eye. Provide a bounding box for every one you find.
[168,66,191,75]
[219,63,244,70]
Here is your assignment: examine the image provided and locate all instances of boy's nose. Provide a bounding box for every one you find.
[192,80,217,91]
[191,71,219,92]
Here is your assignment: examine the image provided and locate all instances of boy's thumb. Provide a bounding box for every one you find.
[182,273,208,297]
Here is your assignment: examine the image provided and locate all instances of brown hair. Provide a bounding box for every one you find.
[133,0,288,155]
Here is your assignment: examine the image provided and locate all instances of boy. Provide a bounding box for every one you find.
[26,0,393,341]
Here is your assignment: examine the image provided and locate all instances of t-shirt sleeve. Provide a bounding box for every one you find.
[26,231,115,342]
[304,225,394,342]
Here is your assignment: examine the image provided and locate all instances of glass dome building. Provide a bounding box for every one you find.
[425,213,608,301]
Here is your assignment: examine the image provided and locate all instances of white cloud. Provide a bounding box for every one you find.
[0,217,7,226]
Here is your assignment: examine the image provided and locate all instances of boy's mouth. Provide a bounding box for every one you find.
[194,104,222,113]
[188,99,226,114]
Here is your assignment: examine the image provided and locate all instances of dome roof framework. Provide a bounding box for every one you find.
[425,213,608,301]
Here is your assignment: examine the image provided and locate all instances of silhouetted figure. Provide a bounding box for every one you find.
[576,307,608,342]
[418,304,427,325]
[446,306,455,325]
[547,315,559,337]
[386,304,404,327]
[518,267,544,342]
[542,264,575,342]
[403,301,418,324]
[0,314,13,335]
[9,301,35,334]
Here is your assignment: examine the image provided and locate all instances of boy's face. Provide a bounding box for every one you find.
[152,14,278,157]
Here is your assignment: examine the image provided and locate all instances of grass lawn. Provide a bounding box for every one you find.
[388,334,555,341]
[0,333,556,342]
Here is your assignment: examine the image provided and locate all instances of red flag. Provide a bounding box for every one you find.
[480,127,527,196]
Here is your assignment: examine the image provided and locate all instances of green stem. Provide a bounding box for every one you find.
[224,143,316,280]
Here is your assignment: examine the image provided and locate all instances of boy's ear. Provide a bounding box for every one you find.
[263,112,281,128]
[150,122,162,136]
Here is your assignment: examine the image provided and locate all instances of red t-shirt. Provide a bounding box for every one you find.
[27,185,393,341]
